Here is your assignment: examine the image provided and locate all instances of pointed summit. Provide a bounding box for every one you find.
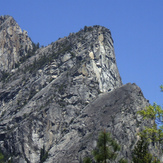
[0,15,33,72]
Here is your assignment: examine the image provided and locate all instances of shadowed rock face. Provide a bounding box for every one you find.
[0,16,161,162]
[47,83,157,163]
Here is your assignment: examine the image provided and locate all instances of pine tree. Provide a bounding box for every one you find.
[135,85,163,162]
[83,157,92,163]
[132,136,152,163]
[137,87,163,143]
[92,130,120,163]
[40,146,48,163]
[0,152,4,163]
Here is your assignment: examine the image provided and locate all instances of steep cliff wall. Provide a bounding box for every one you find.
[0,16,161,163]
[0,15,32,72]
[46,83,157,162]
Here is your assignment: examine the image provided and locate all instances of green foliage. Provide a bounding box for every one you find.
[58,83,67,95]
[24,54,49,74]
[152,158,161,163]
[83,157,92,163]
[132,136,152,163]
[132,136,161,163]
[83,130,128,163]
[0,71,10,82]
[24,50,59,74]
[160,85,163,92]
[118,158,128,163]
[0,151,4,162]
[58,44,72,54]
[84,26,93,32]
[20,39,75,74]
[137,103,163,143]
[19,42,40,64]
[40,146,48,163]
[137,103,163,121]
[0,147,13,163]
[92,130,120,163]
[135,85,163,162]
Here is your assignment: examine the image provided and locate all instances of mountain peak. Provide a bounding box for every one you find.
[0,15,32,72]
[0,16,161,162]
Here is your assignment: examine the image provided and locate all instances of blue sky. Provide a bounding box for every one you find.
[1,0,163,106]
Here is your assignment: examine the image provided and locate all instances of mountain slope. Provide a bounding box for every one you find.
[45,83,158,162]
[0,16,161,163]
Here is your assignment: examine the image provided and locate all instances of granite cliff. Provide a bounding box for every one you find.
[0,16,162,162]
[0,15,33,72]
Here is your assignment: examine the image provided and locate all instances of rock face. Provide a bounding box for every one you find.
[46,83,157,162]
[0,15,32,72]
[0,16,161,162]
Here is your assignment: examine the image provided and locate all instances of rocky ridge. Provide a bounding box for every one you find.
[0,16,162,162]
[0,15,33,73]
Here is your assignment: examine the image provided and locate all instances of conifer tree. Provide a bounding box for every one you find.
[132,136,161,163]
[92,130,120,163]
[134,85,163,162]
[137,86,163,143]
[132,136,152,163]
[137,103,163,143]
[0,152,4,162]
[40,146,48,163]
[83,157,92,163]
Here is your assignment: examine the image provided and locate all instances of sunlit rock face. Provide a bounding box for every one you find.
[0,15,32,72]
[0,16,161,163]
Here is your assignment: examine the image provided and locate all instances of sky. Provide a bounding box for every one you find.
[1,0,163,106]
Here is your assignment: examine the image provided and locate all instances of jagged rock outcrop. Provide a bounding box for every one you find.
[0,15,33,72]
[0,16,162,163]
[46,83,159,162]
